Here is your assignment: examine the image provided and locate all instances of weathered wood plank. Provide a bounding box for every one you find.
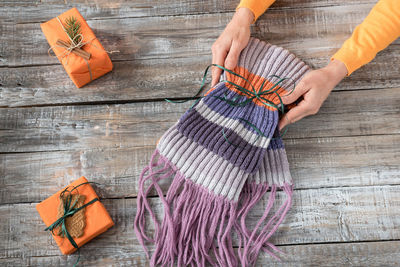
[0,56,211,107]
[1,87,399,153]
[2,4,400,106]
[1,134,399,204]
[2,0,399,265]
[1,185,400,262]
[2,241,400,266]
[1,0,375,24]
[3,45,400,107]
[3,3,394,67]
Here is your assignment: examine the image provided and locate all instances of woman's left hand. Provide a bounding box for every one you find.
[278,59,348,131]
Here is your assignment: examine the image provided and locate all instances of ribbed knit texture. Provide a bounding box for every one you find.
[134,37,310,266]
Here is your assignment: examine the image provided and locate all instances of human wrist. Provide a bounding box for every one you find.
[232,7,254,26]
[324,59,348,85]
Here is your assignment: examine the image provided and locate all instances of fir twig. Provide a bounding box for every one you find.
[64,16,82,45]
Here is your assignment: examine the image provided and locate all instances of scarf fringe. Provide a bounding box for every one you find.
[134,149,293,267]
[134,150,239,267]
[236,181,293,266]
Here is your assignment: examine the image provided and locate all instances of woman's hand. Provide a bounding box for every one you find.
[278,59,348,130]
[211,8,254,86]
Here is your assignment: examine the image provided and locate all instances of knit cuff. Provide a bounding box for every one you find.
[331,47,357,76]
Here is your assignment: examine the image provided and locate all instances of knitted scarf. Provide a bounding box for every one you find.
[134,38,310,266]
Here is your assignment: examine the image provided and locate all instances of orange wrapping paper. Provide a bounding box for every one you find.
[36,176,114,255]
[41,8,113,88]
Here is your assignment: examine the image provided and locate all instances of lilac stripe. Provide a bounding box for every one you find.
[193,99,271,147]
[201,83,278,136]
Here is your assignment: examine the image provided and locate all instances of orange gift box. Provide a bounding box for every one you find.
[36,176,114,255]
[41,8,113,88]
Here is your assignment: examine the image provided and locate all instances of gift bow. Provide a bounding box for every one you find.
[47,16,119,83]
[50,17,94,61]
[44,182,100,266]
[46,16,97,82]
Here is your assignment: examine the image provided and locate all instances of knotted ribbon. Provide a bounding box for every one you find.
[44,182,100,266]
[47,17,96,81]
[47,16,119,82]
[165,63,297,145]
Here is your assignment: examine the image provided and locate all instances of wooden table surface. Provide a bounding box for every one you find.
[1,0,400,266]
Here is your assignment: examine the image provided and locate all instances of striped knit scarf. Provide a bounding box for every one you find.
[134,38,310,266]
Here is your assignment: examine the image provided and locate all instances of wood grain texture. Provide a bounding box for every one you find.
[2,241,400,267]
[2,3,400,107]
[0,56,210,107]
[1,87,399,153]
[2,134,400,204]
[1,0,375,23]
[3,2,394,67]
[1,2,393,66]
[1,185,400,265]
[2,46,400,107]
[2,0,400,265]
[1,87,399,204]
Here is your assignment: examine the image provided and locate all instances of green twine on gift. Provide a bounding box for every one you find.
[165,63,296,147]
[44,181,102,267]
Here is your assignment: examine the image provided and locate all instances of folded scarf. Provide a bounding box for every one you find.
[134,37,310,266]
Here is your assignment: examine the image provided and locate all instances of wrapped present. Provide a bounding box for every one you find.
[41,8,113,88]
[36,176,114,255]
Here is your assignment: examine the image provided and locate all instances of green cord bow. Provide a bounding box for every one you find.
[44,182,100,266]
[165,64,296,146]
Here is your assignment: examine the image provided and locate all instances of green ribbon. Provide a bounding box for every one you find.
[165,64,296,146]
[44,181,101,267]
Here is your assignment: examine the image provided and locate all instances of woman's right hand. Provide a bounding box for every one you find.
[211,7,254,86]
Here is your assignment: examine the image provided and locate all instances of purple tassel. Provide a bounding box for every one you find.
[236,181,293,266]
[134,150,242,267]
[135,150,294,266]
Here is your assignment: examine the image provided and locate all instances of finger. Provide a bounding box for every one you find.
[224,41,242,70]
[211,66,222,87]
[278,100,311,130]
[281,80,309,105]
[211,45,228,86]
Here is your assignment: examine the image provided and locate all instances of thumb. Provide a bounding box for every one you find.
[278,100,310,131]
[281,80,309,105]
[224,41,242,70]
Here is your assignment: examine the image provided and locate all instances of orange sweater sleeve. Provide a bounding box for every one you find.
[332,0,400,75]
[237,0,276,22]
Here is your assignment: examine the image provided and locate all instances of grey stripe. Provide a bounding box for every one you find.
[248,148,292,186]
[157,125,248,201]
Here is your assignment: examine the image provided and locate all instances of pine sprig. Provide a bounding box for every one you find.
[64,16,82,45]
